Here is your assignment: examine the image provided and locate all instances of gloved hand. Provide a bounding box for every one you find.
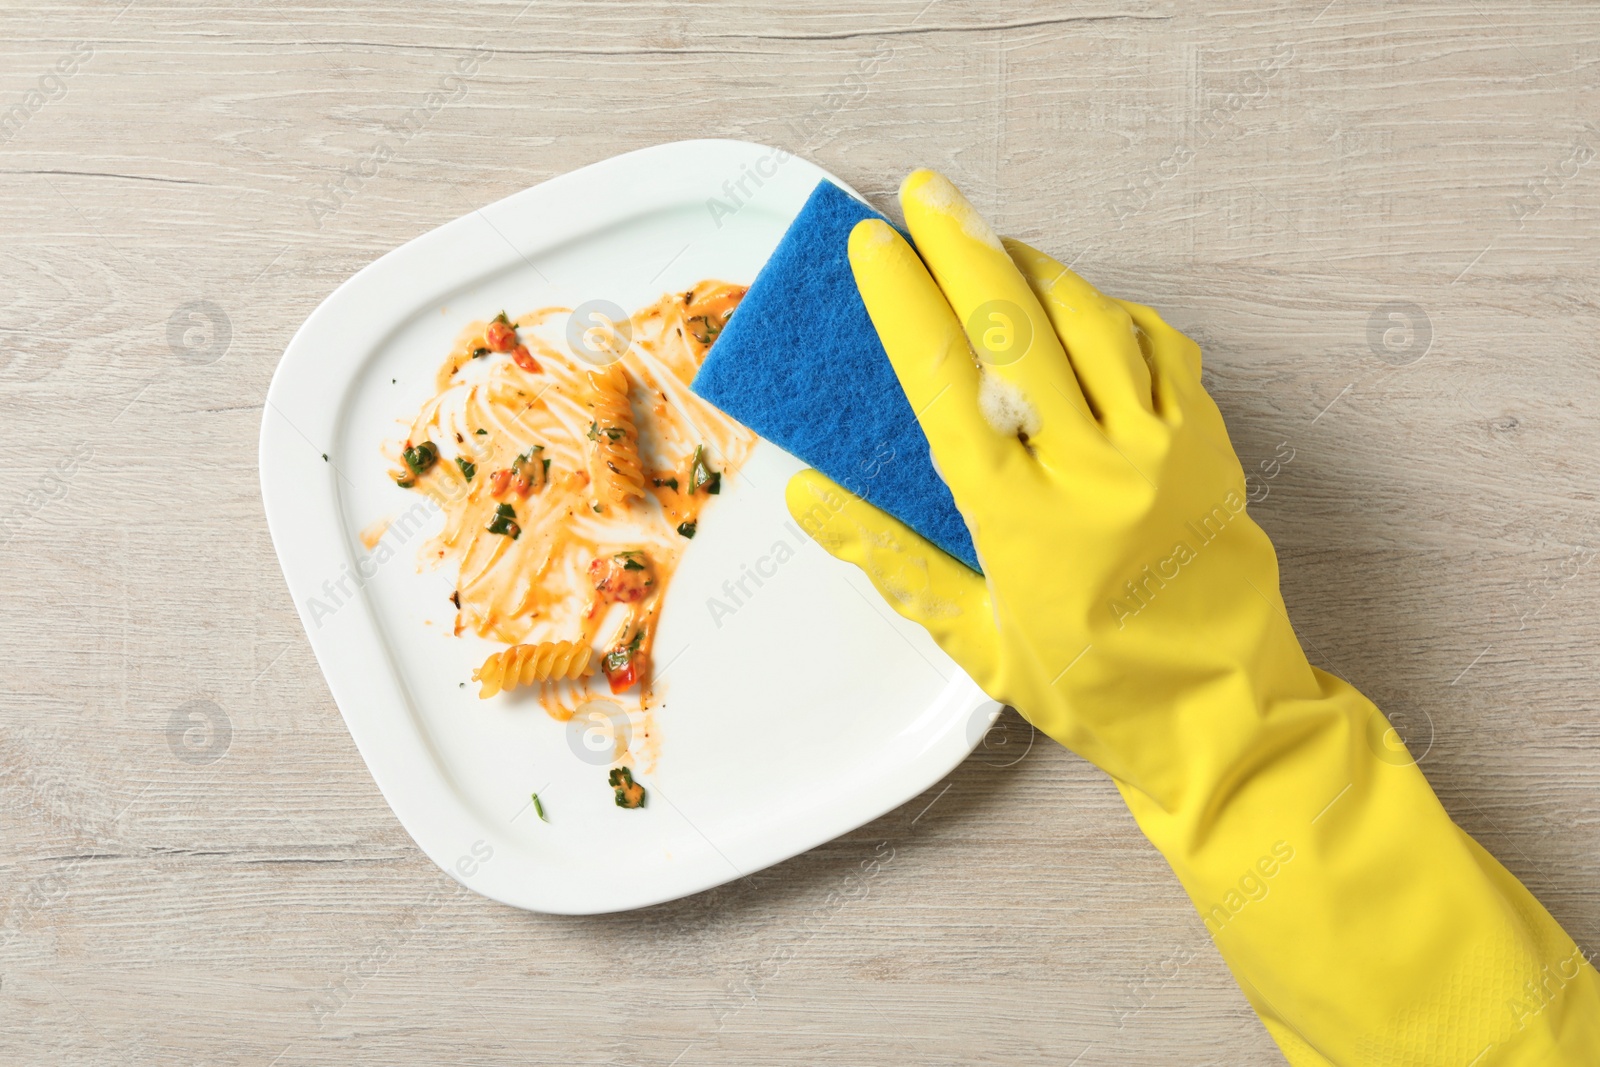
[786,169,1600,1064]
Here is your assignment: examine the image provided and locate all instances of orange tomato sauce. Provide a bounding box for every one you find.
[386,282,752,772]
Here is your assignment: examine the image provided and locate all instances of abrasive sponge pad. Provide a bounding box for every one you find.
[690,180,979,571]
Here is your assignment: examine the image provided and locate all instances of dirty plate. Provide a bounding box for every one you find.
[260,139,991,914]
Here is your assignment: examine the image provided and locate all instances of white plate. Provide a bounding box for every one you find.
[260,139,991,914]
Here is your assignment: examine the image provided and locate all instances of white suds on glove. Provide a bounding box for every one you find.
[908,173,1005,252]
[978,371,1040,439]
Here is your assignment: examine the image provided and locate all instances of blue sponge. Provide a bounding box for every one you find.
[691,180,979,571]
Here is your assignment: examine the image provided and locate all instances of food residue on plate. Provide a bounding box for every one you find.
[609,766,646,809]
[359,517,391,550]
[386,282,752,786]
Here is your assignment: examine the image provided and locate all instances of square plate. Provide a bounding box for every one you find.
[260,139,992,914]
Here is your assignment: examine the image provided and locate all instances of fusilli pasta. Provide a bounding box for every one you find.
[585,365,645,506]
[473,641,592,698]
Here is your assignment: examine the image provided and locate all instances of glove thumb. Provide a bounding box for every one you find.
[785,469,1000,687]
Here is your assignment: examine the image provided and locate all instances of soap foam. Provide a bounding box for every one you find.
[977,371,1040,439]
[855,218,898,249]
[863,533,962,620]
[909,173,1005,252]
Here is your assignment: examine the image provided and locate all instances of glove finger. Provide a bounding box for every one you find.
[1113,298,1203,415]
[897,171,1096,453]
[847,218,1018,502]
[786,468,999,682]
[1003,237,1158,427]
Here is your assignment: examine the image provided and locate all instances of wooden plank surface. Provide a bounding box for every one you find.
[2,1,1597,1063]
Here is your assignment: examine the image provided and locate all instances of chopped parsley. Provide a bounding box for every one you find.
[686,314,724,346]
[609,766,645,809]
[486,502,520,539]
[689,445,721,495]
[676,521,697,539]
[470,346,490,359]
[510,447,547,490]
[653,477,679,491]
[455,457,476,481]
[474,428,488,435]
[617,551,646,571]
[603,630,642,674]
[402,441,439,475]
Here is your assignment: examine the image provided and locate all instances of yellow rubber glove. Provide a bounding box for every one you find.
[786,169,1600,1064]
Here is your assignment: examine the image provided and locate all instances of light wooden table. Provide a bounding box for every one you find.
[3,2,1597,1063]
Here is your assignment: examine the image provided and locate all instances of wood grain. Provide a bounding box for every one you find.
[2,2,1597,1063]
